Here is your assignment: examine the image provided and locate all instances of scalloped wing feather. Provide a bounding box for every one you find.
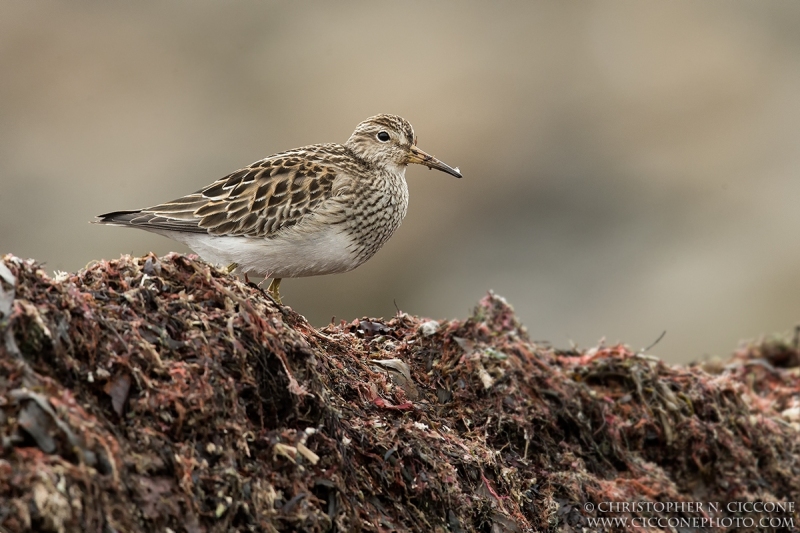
[105,144,345,238]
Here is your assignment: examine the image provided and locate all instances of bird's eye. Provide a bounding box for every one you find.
[377,131,390,142]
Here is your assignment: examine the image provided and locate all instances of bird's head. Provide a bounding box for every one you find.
[345,114,462,178]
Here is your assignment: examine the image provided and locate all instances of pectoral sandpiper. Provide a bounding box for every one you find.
[95,114,461,304]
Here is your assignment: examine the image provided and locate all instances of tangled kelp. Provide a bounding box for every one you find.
[0,253,798,532]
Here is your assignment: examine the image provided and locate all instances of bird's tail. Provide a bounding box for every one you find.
[92,210,144,226]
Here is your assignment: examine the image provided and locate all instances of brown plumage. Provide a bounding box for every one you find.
[95,114,461,302]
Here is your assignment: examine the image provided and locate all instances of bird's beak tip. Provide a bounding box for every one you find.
[409,146,462,178]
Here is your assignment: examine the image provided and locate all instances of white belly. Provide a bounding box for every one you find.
[160,225,360,278]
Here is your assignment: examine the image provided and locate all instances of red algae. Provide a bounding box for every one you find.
[0,253,798,532]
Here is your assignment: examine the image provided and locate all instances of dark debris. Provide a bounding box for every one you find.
[0,253,798,532]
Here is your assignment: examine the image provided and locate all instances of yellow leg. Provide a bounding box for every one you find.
[225,262,238,274]
[267,278,283,305]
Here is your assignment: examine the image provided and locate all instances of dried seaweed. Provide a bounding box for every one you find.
[0,253,798,532]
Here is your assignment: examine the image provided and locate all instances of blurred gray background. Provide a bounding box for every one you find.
[2,1,800,363]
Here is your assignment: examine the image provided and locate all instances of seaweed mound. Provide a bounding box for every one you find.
[0,253,798,532]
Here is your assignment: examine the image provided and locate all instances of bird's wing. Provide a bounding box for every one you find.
[96,144,346,238]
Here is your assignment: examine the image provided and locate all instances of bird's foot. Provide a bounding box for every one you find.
[266,278,283,305]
